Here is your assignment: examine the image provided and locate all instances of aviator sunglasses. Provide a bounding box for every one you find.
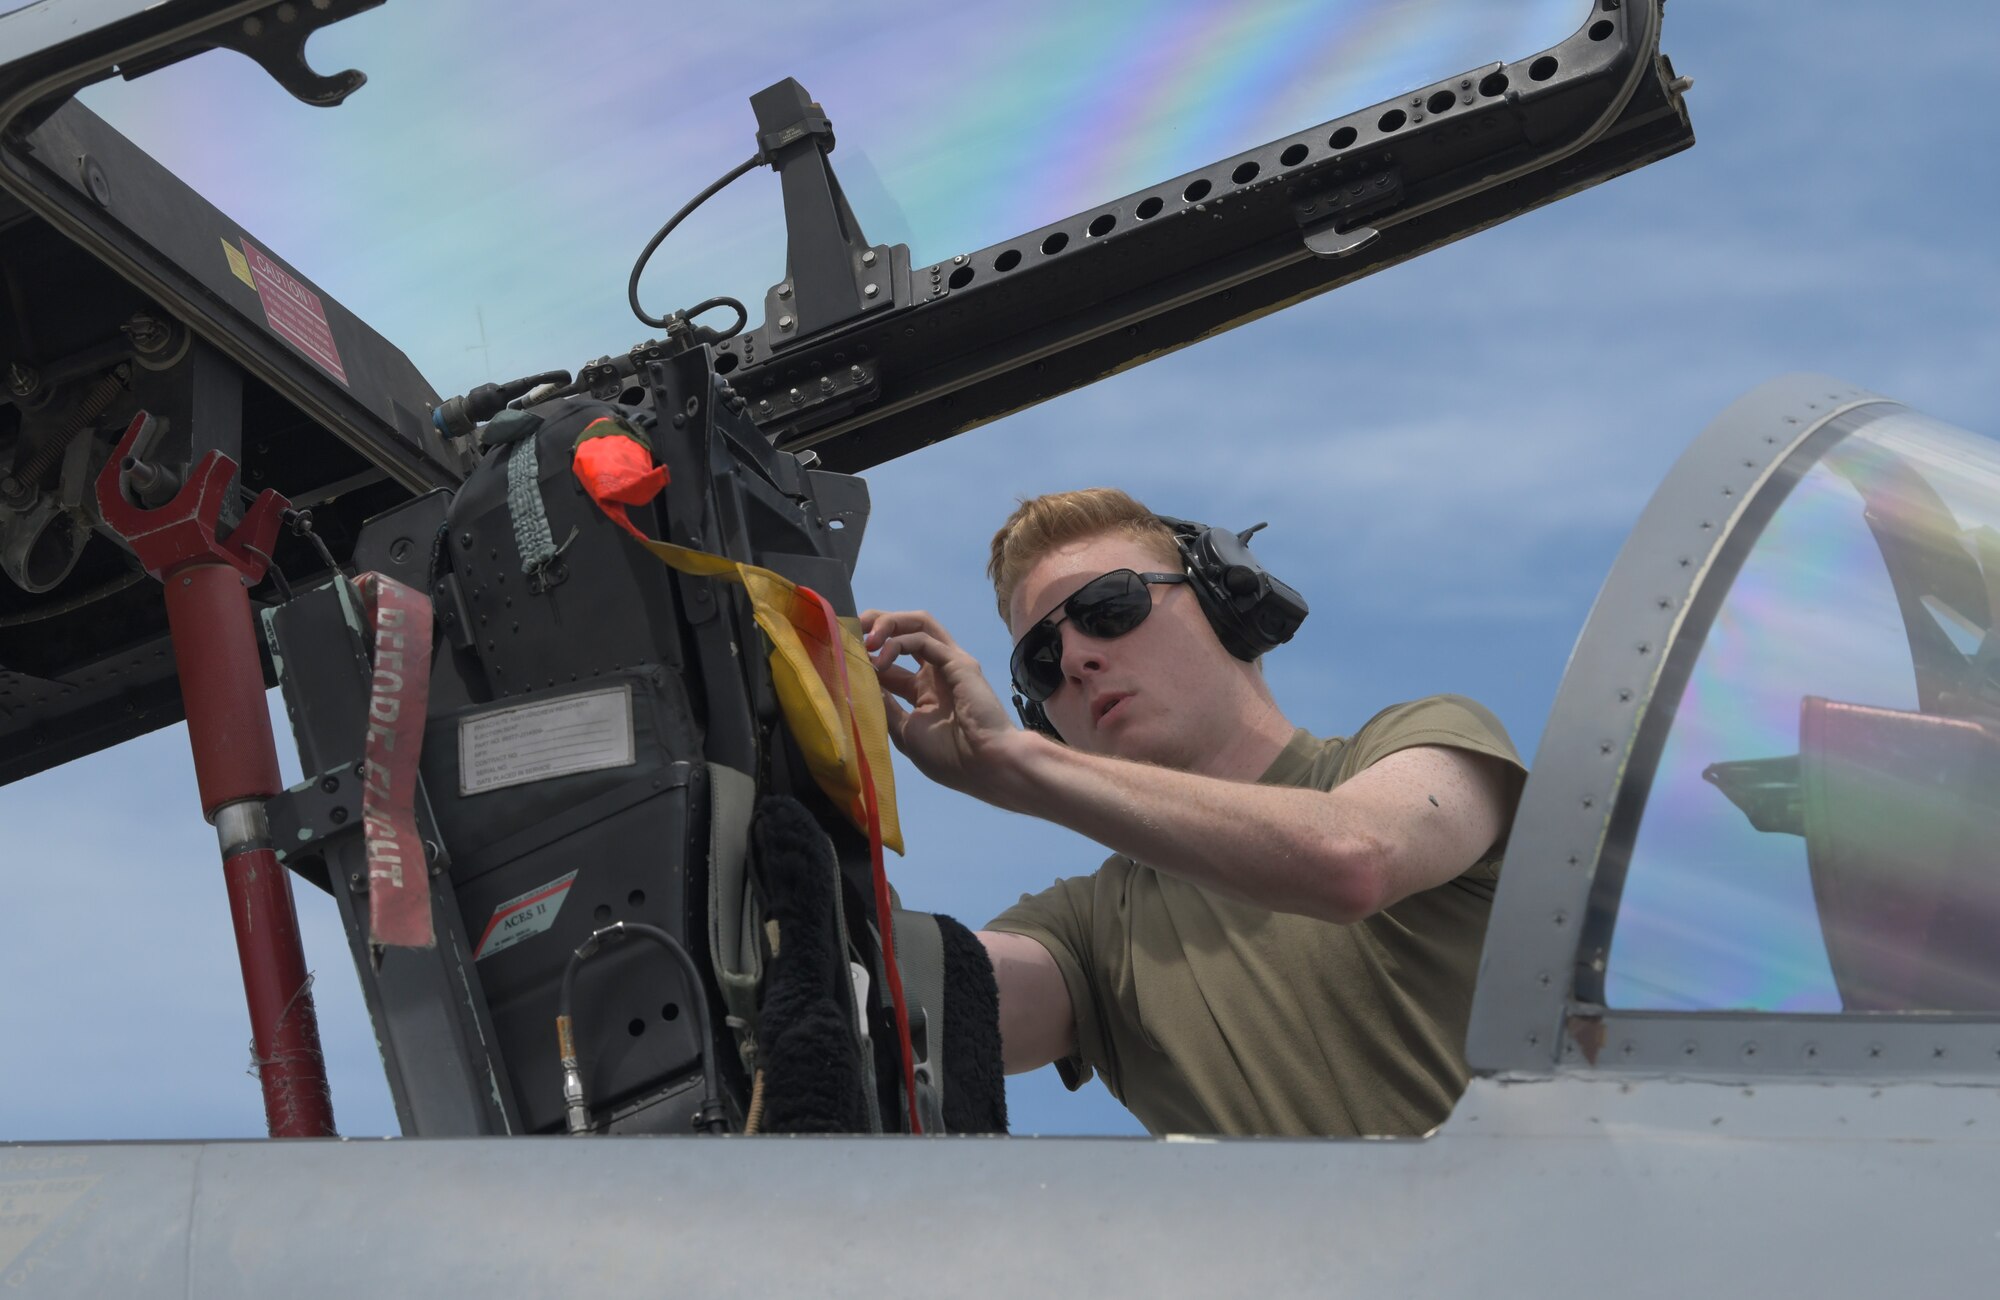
[1009,569,1189,703]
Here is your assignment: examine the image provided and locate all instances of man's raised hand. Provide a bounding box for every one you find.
[858,609,1030,799]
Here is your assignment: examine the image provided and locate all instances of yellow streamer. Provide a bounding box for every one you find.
[636,539,901,854]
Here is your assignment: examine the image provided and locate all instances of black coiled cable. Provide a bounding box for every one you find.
[628,153,763,331]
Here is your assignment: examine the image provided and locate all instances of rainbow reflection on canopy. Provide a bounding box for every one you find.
[1608,410,2000,1013]
[66,0,1589,342]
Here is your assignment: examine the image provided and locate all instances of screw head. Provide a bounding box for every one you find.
[778,314,794,330]
[79,156,112,207]
[124,314,169,352]
[863,283,879,299]
[861,249,878,266]
[788,387,802,403]
[777,283,792,299]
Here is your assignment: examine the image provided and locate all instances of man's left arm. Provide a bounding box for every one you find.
[860,606,1515,924]
[983,737,1514,924]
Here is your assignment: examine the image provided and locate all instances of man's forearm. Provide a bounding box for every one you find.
[983,734,1386,923]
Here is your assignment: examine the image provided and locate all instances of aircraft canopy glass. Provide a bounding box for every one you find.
[48,0,1587,399]
[1607,409,2000,1013]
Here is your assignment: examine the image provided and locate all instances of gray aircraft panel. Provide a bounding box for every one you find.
[3,1075,1996,1298]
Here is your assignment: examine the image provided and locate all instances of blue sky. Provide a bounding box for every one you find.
[2,0,1996,1140]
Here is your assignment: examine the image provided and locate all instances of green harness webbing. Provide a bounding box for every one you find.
[890,907,947,1134]
[838,850,887,1134]
[503,428,573,584]
[705,763,762,1075]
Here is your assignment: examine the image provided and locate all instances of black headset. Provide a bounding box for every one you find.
[1011,515,1309,739]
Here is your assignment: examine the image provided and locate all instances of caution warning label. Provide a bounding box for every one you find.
[474,870,578,961]
[239,238,349,386]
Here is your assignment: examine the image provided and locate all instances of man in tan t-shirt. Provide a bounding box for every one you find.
[860,488,1525,1137]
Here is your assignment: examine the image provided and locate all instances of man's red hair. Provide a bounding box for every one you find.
[987,488,1180,624]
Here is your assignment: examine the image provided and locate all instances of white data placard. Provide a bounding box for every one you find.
[458,684,636,796]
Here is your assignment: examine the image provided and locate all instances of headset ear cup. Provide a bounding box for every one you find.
[1155,513,1307,662]
[1180,525,1263,661]
[1164,521,1234,652]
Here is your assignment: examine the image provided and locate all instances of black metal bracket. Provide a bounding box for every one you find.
[1294,166,1404,259]
[266,758,452,893]
[710,2,1690,470]
[749,78,909,348]
[266,761,361,890]
[740,358,883,442]
[117,1,386,108]
[262,570,516,1135]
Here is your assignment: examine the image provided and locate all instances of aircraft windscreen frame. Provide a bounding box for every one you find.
[1602,409,2000,1018]
[1469,374,2000,1083]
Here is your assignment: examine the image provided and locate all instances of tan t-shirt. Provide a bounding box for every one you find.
[986,695,1525,1137]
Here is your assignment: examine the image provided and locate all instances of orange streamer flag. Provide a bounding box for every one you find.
[571,423,671,532]
[572,418,902,853]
